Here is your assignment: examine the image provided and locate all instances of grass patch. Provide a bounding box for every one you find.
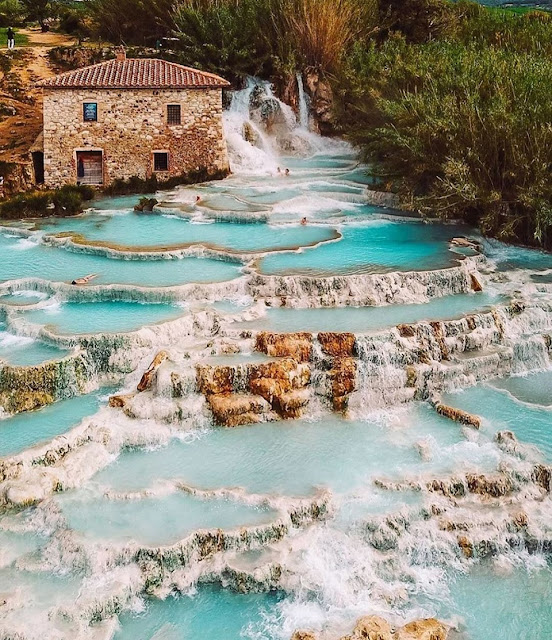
[0,28,29,49]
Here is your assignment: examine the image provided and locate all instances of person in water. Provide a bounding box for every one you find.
[71,274,98,286]
[277,167,282,174]
[301,217,308,225]
[196,195,202,203]
[6,27,14,50]
[285,168,290,176]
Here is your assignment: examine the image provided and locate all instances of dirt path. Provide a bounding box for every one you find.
[0,29,76,162]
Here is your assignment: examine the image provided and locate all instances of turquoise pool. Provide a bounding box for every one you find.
[258,221,467,275]
[22,300,185,335]
[0,390,108,457]
[233,292,504,333]
[0,322,68,365]
[0,233,242,287]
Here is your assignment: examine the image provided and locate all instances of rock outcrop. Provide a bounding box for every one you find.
[256,332,313,362]
[291,616,447,640]
[137,351,169,392]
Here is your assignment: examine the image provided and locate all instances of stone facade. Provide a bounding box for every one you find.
[42,86,230,188]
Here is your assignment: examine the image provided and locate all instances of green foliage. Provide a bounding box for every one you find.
[87,0,378,77]
[338,7,552,248]
[172,0,275,79]
[103,168,229,196]
[88,0,174,45]
[0,185,94,219]
[0,0,23,27]
[0,192,50,218]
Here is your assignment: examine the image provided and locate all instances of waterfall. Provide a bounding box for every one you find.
[223,76,328,175]
[297,72,310,130]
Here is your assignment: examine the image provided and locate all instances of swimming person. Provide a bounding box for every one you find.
[285,168,290,176]
[6,28,14,50]
[71,274,98,286]
[301,217,308,225]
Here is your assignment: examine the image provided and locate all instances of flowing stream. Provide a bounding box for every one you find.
[1,79,552,640]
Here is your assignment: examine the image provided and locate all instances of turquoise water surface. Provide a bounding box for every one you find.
[56,490,278,546]
[234,292,504,333]
[22,300,185,334]
[0,233,242,287]
[0,322,68,365]
[0,390,108,457]
[443,383,552,460]
[259,221,467,275]
[93,405,500,497]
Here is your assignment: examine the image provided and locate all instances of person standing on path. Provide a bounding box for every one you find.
[6,27,15,50]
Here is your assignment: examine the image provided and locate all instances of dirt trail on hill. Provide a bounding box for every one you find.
[0,29,75,163]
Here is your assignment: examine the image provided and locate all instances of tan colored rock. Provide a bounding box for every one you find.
[256,332,312,362]
[108,394,134,409]
[465,473,513,498]
[398,324,416,338]
[395,618,448,640]
[470,274,483,292]
[291,633,317,640]
[137,351,169,392]
[434,403,481,429]
[350,615,392,639]
[457,535,473,558]
[532,464,552,492]
[430,322,450,361]
[207,393,273,427]
[196,365,235,396]
[329,357,357,412]
[272,389,310,419]
[249,358,310,389]
[0,390,54,414]
[318,332,356,357]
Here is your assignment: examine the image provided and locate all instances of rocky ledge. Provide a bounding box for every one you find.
[292,615,448,640]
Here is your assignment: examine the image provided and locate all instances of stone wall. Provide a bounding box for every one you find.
[42,87,230,188]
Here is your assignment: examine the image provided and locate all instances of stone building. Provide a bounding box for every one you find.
[36,51,230,188]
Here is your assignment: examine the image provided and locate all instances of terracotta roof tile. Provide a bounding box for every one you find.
[38,58,230,90]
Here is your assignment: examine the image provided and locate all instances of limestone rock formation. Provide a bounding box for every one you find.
[434,402,481,429]
[137,351,169,392]
[318,332,356,357]
[256,332,313,362]
[329,357,357,412]
[0,390,53,414]
[290,616,447,640]
[395,619,448,640]
[347,615,392,640]
[207,393,274,428]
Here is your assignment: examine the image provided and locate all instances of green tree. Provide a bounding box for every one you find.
[0,0,23,27]
[21,0,51,30]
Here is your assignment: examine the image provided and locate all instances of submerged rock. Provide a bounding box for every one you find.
[434,402,481,429]
[207,392,274,428]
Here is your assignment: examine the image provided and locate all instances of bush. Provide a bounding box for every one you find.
[0,192,50,218]
[0,185,95,219]
[338,28,552,248]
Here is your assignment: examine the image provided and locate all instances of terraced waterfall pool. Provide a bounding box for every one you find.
[1,87,552,640]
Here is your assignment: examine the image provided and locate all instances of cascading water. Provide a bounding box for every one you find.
[296,72,310,130]
[2,72,552,640]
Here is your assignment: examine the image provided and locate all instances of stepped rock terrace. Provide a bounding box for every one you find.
[1,88,552,640]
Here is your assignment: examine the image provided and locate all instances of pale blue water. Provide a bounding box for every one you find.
[259,222,467,275]
[115,586,282,640]
[444,567,552,640]
[93,405,500,497]
[2,149,552,640]
[235,292,505,333]
[22,301,184,334]
[0,233,241,287]
[0,390,108,457]
[31,214,337,253]
[57,490,278,546]
[443,384,552,460]
[490,370,552,407]
[0,322,68,365]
